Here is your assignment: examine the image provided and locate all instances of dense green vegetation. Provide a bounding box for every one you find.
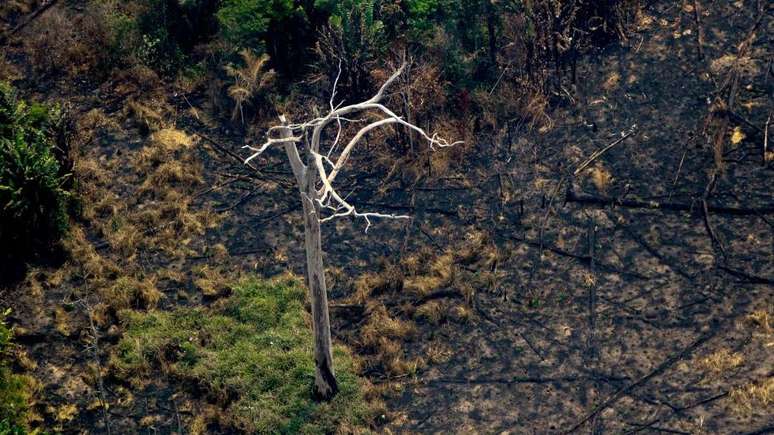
[114,276,375,433]
[98,0,637,89]
[0,82,70,265]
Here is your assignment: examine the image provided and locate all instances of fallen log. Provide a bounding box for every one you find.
[565,188,774,216]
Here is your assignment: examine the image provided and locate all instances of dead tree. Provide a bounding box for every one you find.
[244,64,459,400]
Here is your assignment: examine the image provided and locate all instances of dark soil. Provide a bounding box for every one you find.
[1,0,772,433]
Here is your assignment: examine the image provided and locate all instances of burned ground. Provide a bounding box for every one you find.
[0,0,772,434]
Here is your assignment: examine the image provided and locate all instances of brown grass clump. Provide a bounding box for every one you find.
[414,301,445,325]
[358,304,423,376]
[361,305,415,345]
[104,218,142,259]
[697,349,744,375]
[140,160,203,192]
[352,270,402,305]
[100,276,163,311]
[150,128,195,151]
[133,128,199,170]
[192,265,232,299]
[586,165,614,192]
[747,310,772,334]
[727,377,774,416]
[126,100,166,134]
[402,251,455,297]
[134,128,203,195]
[63,226,120,282]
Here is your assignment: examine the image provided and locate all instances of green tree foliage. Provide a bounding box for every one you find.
[0,83,70,264]
[216,0,321,77]
[217,0,297,49]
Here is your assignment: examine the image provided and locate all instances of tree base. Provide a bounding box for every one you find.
[312,359,339,402]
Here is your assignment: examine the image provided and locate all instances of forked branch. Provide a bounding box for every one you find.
[244,63,462,231]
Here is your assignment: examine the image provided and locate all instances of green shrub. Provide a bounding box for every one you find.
[0,82,70,262]
[114,276,375,433]
[217,0,296,50]
[216,0,322,78]
[0,310,33,433]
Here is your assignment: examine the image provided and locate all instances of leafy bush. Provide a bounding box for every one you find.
[0,310,33,434]
[216,0,296,49]
[216,0,318,77]
[0,82,70,263]
[114,276,376,433]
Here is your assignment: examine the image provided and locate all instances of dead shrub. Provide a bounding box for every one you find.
[22,6,111,77]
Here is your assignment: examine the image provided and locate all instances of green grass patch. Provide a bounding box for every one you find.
[113,275,375,433]
[0,310,34,434]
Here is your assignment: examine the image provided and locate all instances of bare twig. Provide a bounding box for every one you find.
[574,125,637,175]
[692,0,704,60]
[764,113,770,165]
[563,327,719,433]
[77,301,112,435]
[701,172,726,258]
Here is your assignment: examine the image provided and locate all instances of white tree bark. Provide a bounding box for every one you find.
[245,64,460,400]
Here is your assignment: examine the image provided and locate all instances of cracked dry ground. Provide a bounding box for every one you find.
[1,0,772,434]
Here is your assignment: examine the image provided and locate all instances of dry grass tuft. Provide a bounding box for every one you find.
[361,305,415,345]
[150,128,195,151]
[127,100,166,134]
[104,218,142,259]
[402,251,455,297]
[586,165,614,192]
[425,342,454,364]
[193,265,232,299]
[100,276,163,311]
[414,301,445,325]
[697,349,744,375]
[728,377,774,416]
[357,304,422,376]
[747,310,772,334]
[353,271,402,304]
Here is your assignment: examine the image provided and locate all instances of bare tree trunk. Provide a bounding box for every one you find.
[277,120,338,400]
[303,168,338,401]
[248,69,459,401]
